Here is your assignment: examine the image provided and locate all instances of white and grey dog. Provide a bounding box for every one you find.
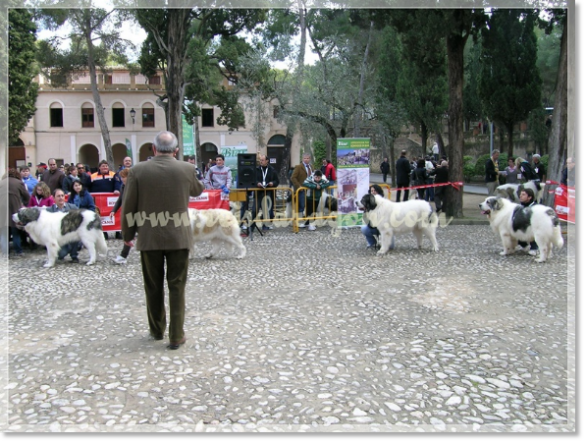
[188,208,246,259]
[496,181,542,203]
[357,193,439,254]
[12,207,108,267]
[479,197,563,263]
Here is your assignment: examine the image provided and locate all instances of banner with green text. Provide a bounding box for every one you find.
[182,115,195,156]
[336,138,370,227]
[221,146,249,183]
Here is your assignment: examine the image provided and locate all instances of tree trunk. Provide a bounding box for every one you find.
[194,116,201,167]
[547,15,569,183]
[165,10,190,159]
[507,123,514,159]
[421,121,428,158]
[353,20,373,138]
[436,132,445,158]
[444,33,466,218]
[85,25,113,169]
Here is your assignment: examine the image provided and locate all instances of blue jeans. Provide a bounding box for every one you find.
[10,227,23,254]
[58,242,80,260]
[297,190,306,215]
[361,225,395,249]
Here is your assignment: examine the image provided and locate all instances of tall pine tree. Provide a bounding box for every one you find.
[478,9,542,158]
[9,8,38,146]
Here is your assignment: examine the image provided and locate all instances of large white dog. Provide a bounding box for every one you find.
[12,207,108,267]
[188,208,246,259]
[496,181,542,203]
[479,197,564,263]
[357,194,439,255]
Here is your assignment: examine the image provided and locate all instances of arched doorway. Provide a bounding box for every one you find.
[199,142,218,170]
[138,143,154,162]
[267,134,286,178]
[78,144,100,172]
[112,143,128,169]
[9,138,26,169]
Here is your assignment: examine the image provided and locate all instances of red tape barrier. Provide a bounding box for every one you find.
[392,181,464,192]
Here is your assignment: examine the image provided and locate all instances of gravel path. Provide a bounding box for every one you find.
[3,223,575,432]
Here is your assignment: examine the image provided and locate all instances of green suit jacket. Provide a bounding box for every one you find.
[121,155,204,251]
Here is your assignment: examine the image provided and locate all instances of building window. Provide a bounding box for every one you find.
[104,74,113,84]
[202,108,214,127]
[50,108,63,127]
[142,107,155,127]
[82,107,94,128]
[148,76,161,85]
[112,108,125,127]
[273,106,280,118]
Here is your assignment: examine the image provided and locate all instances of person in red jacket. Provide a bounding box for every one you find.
[322,159,336,196]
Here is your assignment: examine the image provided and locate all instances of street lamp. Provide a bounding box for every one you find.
[130,108,136,124]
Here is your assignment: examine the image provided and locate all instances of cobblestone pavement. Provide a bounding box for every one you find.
[2,221,576,433]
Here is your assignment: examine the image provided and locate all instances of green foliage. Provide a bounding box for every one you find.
[478,10,542,132]
[9,8,39,145]
[535,24,562,107]
[540,154,549,171]
[474,154,491,178]
[312,140,327,171]
[463,155,476,181]
[463,39,483,123]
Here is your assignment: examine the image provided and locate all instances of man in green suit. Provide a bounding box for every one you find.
[122,131,204,350]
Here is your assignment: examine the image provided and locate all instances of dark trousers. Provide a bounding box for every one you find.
[252,190,276,224]
[396,182,409,202]
[305,198,319,219]
[434,185,447,212]
[382,173,388,183]
[140,249,189,343]
[119,243,131,259]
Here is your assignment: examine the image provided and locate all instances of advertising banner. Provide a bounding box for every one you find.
[182,114,195,156]
[92,192,121,232]
[124,138,133,159]
[554,185,575,224]
[94,190,230,232]
[188,189,230,211]
[221,146,248,183]
[336,138,371,227]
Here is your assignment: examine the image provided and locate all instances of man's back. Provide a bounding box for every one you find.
[122,156,204,251]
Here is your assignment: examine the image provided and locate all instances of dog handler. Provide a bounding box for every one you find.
[122,131,204,350]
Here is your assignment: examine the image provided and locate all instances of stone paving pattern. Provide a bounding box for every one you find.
[2,216,575,432]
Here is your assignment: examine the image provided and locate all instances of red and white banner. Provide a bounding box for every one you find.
[91,190,230,232]
[188,189,230,211]
[553,184,575,224]
[92,192,122,232]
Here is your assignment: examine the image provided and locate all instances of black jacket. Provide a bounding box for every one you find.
[433,166,449,184]
[255,165,280,188]
[380,161,390,174]
[485,158,499,183]
[395,156,411,184]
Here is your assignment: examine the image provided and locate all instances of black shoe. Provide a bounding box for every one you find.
[70,258,79,263]
[115,232,122,239]
[167,337,186,350]
[149,332,164,341]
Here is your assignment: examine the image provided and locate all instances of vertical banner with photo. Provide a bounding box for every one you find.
[336,138,371,227]
[124,138,133,159]
[221,146,248,183]
[182,115,195,157]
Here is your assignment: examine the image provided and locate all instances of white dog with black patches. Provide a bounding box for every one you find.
[188,208,246,259]
[496,181,542,203]
[479,197,563,263]
[357,194,439,254]
[12,207,108,267]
